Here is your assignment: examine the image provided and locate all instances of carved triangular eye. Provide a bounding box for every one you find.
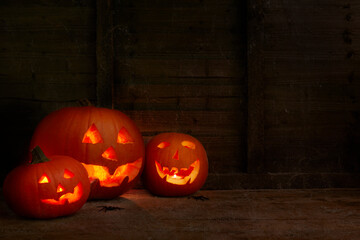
[117,127,134,144]
[181,141,196,149]
[157,142,170,149]
[38,174,50,184]
[64,169,74,179]
[82,123,103,144]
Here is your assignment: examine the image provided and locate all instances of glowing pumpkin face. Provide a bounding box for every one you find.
[29,106,145,199]
[80,123,143,190]
[144,133,208,196]
[38,169,83,206]
[3,147,90,219]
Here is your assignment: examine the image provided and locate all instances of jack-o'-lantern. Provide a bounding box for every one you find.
[3,146,90,219]
[144,133,208,196]
[29,106,145,199]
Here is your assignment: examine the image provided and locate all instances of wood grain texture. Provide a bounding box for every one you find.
[0,1,96,182]
[113,0,248,175]
[1,0,360,188]
[96,0,114,108]
[247,0,265,173]
[261,0,360,173]
[2,189,360,239]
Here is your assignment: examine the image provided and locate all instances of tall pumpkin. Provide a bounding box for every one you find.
[29,106,145,199]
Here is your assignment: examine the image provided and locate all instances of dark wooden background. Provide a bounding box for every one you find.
[1,0,359,189]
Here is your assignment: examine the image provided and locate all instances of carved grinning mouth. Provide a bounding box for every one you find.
[155,160,200,185]
[41,183,83,205]
[81,157,143,187]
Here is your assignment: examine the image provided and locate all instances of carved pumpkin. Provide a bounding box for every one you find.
[3,146,90,219]
[29,106,145,199]
[144,133,208,196]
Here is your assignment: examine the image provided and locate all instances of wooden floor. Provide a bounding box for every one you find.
[1,189,360,239]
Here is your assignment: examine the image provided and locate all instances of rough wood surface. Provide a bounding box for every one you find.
[259,0,360,173]
[247,0,265,173]
[0,1,96,182]
[96,0,114,108]
[1,189,360,239]
[113,0,247,175]
[1,0,360,189]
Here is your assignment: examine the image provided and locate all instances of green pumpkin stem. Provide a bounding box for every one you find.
[31,146,51,164]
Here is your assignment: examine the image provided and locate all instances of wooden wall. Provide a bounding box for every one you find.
[262,0,360,173]
[1,0,360,189]
[247,0,360,188]
[0,0,96,180]
[112,0,247,178]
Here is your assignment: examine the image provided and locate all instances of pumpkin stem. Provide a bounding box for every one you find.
[31,146,51,164]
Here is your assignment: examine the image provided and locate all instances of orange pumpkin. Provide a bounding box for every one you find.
[3,146,90,219]
[29,106,145,199]
[144,133,208,196]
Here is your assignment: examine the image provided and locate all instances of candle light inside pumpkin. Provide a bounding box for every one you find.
[172,174,181,179]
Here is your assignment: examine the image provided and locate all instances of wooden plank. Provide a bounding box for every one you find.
[115,0,239,9]
[203,173,360,189]
[114,76,242,85]
[115,58,245,78]
[114,0,240,32]
[265,111,358,128]
[0,84,95,101]
[96,0,114,108]
[264,85,360,112]
[112,0,247,179]
[115,96,244,111]
[114,32,242,55]
[264,59,359,85]
[260,0,360,176]
[2,189,360,239]
[124,110,245,136]
[115,84,243,98]
[0,57,95,76]
[247,0,265,173]
[0,7,95,31]
[0,32,95,55]
[0,0,97,185]
[0,0,95,7]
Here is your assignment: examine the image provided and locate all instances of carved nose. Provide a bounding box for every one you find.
[101,146,118,161]
[57,184,65,193]
[172,150,179,160]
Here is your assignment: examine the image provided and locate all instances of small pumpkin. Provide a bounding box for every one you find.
[29,106,145,199]
[3,146,90,219]
[144,133,208,196]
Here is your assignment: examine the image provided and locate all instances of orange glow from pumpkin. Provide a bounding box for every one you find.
[64,169,74,179]
[172,150,179,160]
[41,183,83,205]
[57,184,65,193]
[181,141,196,149]
[82,157,143,187]
[82,124,103,144]
[157,142,170,149]
[155,159,200,185]
[38,174,50,184]
[101,146,118,161]
[117,127,134,144]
